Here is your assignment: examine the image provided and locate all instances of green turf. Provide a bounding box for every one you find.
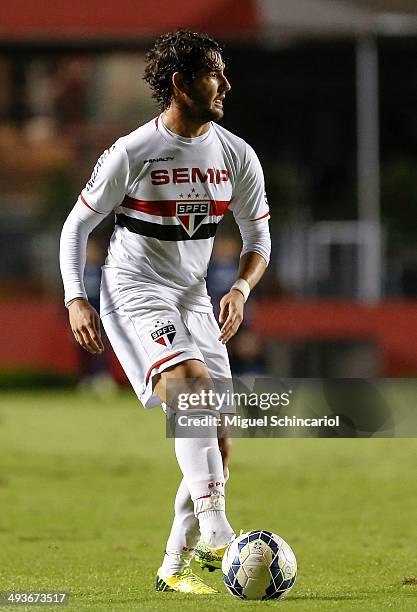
[0,391,416,611]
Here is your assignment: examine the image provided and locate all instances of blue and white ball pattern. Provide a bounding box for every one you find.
[222,530,297,600]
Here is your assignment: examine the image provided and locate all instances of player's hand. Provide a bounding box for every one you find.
[218,289,244,344]
[67,298,104,354]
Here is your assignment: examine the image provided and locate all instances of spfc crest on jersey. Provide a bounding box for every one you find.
[151,320,176,347]
[176,201,209,237]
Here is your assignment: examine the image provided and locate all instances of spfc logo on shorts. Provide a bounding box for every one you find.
[151,320,176,347]
[176,201,209,237]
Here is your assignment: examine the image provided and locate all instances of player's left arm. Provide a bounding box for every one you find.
[219,252,267,344]
[219,144,271,344]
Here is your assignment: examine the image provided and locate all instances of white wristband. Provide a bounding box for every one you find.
[231,278,251,302]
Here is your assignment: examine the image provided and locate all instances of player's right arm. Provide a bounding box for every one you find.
[59,143,129,354]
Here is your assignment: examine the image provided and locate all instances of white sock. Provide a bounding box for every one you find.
[160,478,199,577]
[198,510,234,549]
[174,410,234,549]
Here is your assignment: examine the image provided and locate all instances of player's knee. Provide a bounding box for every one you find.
[156,358,215,410]
[175,376,216,412]
[182,364,215,411]
[159,358,208,380]
[178,359,209,380]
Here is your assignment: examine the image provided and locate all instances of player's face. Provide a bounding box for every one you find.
[187,55,231,122]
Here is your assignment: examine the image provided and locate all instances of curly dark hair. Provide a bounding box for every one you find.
[144,30,224,110]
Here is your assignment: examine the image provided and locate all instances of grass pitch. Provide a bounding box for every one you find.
[0,390,416,611]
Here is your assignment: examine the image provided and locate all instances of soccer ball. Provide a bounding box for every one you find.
[222,530,297,600]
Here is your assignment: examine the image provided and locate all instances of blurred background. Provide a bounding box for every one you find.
[0,0,416,389]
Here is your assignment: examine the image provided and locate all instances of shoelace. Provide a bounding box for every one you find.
[182,569,206,586]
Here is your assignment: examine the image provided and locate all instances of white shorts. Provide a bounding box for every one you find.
[101,301,231,408]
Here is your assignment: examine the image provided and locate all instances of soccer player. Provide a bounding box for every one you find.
[60,30,271,594]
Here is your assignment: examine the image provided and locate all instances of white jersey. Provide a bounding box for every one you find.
[61,116,270,314]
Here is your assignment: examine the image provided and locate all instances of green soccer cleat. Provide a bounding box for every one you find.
[155,567,218,594]
[194,540,229,572]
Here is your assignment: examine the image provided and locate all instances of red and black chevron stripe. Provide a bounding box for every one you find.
[116,214,218,240]
[116,196,229,241]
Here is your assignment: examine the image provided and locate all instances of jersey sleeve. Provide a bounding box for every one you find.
[229,144,271,264]
[79,142,129,214]
[59,143,129,306]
